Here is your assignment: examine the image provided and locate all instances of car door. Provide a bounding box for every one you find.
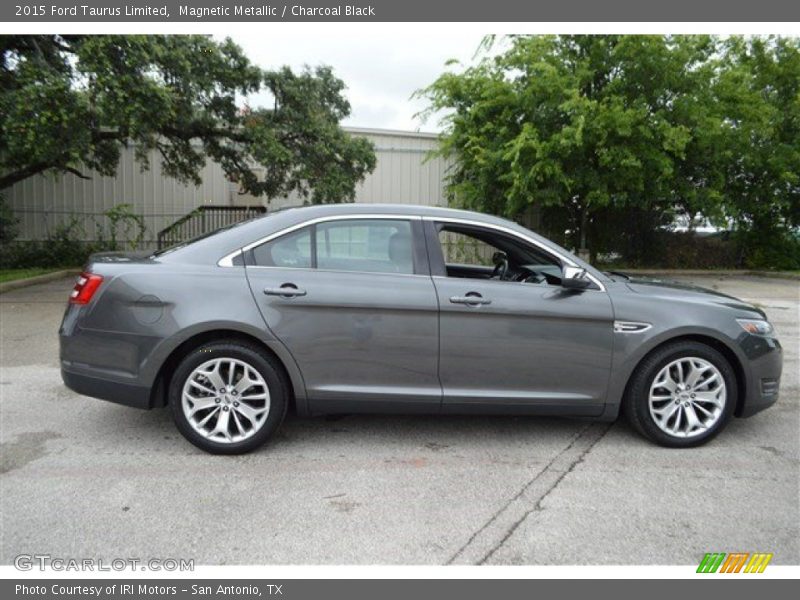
[244,215,441,413]
[427,220,614,416]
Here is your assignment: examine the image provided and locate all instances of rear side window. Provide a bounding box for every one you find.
[247,219,415,274]
[316,219,413,274]
[250,226,312,268]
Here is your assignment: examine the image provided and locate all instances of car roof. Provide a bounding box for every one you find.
[269,202,506,221]
[258,202,551,235]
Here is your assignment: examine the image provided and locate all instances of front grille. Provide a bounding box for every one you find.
[761,378,780,398]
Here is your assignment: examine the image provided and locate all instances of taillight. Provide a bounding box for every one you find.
[70,272,104,305]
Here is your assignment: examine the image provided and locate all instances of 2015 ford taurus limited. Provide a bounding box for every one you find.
[59,204,782,454]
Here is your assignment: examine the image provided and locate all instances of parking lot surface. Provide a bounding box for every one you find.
[1,274,797,565]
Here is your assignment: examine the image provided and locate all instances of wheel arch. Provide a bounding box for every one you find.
[147,327,307,415]
[617,333,747,419]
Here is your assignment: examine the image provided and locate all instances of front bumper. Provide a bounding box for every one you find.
[737,334,783,418]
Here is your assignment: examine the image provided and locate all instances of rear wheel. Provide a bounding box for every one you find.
[624,341,736,448]
[169,340,288,454]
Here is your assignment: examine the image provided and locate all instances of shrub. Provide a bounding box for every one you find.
[597,230,740,270]
[736,229,800,271]
[94,203,147,250]
[0,204,149,269]
[0,218,97,269]
[657,232,740,269]
[0,194,18,245]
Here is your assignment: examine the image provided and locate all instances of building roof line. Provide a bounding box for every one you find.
[343,126,442,139]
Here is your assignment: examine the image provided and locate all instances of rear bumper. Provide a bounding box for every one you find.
[61,365,152,410]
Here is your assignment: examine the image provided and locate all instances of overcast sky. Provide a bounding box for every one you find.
[225,32,488,133]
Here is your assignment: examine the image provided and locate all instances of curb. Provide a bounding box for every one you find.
[617,269,800,281]
[0,269,81,294]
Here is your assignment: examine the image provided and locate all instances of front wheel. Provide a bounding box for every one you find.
[623,341,737,448]
[169,340,288,454]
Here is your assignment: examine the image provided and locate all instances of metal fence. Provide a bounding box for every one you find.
[157,205,267,249]
[7,208,186,251]
[6,206,272,252]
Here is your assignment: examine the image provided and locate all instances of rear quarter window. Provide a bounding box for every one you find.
[250,227,313,268]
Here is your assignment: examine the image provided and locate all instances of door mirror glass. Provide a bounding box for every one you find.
[561,265,592,290]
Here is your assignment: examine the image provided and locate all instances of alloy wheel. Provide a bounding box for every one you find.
[648,357,726,439]
[181,357,271,443]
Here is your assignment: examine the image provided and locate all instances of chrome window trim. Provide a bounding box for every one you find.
[425,216,607,292]
[218,213,422,270]
[218,250,243,267]
[244,265,429,279]
[218,212,607,292]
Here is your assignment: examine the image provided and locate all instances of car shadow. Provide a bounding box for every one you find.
[93,403,615,454]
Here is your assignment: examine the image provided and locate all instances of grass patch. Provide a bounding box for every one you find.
[0,268,71,284]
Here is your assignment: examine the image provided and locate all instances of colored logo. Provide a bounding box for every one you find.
[697,552,773,573]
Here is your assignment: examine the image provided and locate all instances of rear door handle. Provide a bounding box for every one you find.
[449,292,491,306]
[264,284,307,298]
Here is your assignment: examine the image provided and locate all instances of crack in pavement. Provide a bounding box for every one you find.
[445,424,589,564]
[447,422,613,565]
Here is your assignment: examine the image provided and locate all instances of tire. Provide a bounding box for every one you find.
[623,341,737,448]
[169,339,289,454]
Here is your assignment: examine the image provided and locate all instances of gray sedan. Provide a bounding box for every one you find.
[59,204,783,453]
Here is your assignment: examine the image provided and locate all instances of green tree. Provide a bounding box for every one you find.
[0,35,376,202]
[419,35,724,256]
[714,37,800,268]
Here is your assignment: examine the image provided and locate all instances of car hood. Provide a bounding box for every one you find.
[623,276,767,318]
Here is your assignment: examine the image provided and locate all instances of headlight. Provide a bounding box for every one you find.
[737,318,774,336]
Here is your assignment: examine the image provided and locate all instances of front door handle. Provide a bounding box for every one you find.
[264,284,307,298]
[449,292,491,306]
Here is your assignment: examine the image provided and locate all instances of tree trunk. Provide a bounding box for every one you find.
[579,208,588,250]
[577,205,590,262]
[0,162,52,190]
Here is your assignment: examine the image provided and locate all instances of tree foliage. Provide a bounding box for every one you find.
[0,35,376,202]
[420,35,800,267]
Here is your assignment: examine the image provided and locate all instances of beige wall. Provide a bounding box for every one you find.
[5,127,452,245]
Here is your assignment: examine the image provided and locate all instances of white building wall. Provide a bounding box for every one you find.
[4,127,451,246]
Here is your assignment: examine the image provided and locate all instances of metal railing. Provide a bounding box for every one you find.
[157,205,267,250]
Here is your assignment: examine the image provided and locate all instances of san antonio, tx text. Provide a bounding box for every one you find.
[16,584,281,596]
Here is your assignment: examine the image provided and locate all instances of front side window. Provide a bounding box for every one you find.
[435,223,562,285]
[439,230,499,267]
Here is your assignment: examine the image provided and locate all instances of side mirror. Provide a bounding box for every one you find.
[561,265,592,290]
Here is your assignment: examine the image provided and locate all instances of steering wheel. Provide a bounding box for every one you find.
[524,272,547,284]
[512,267,546,284]
[491,251,509,280]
